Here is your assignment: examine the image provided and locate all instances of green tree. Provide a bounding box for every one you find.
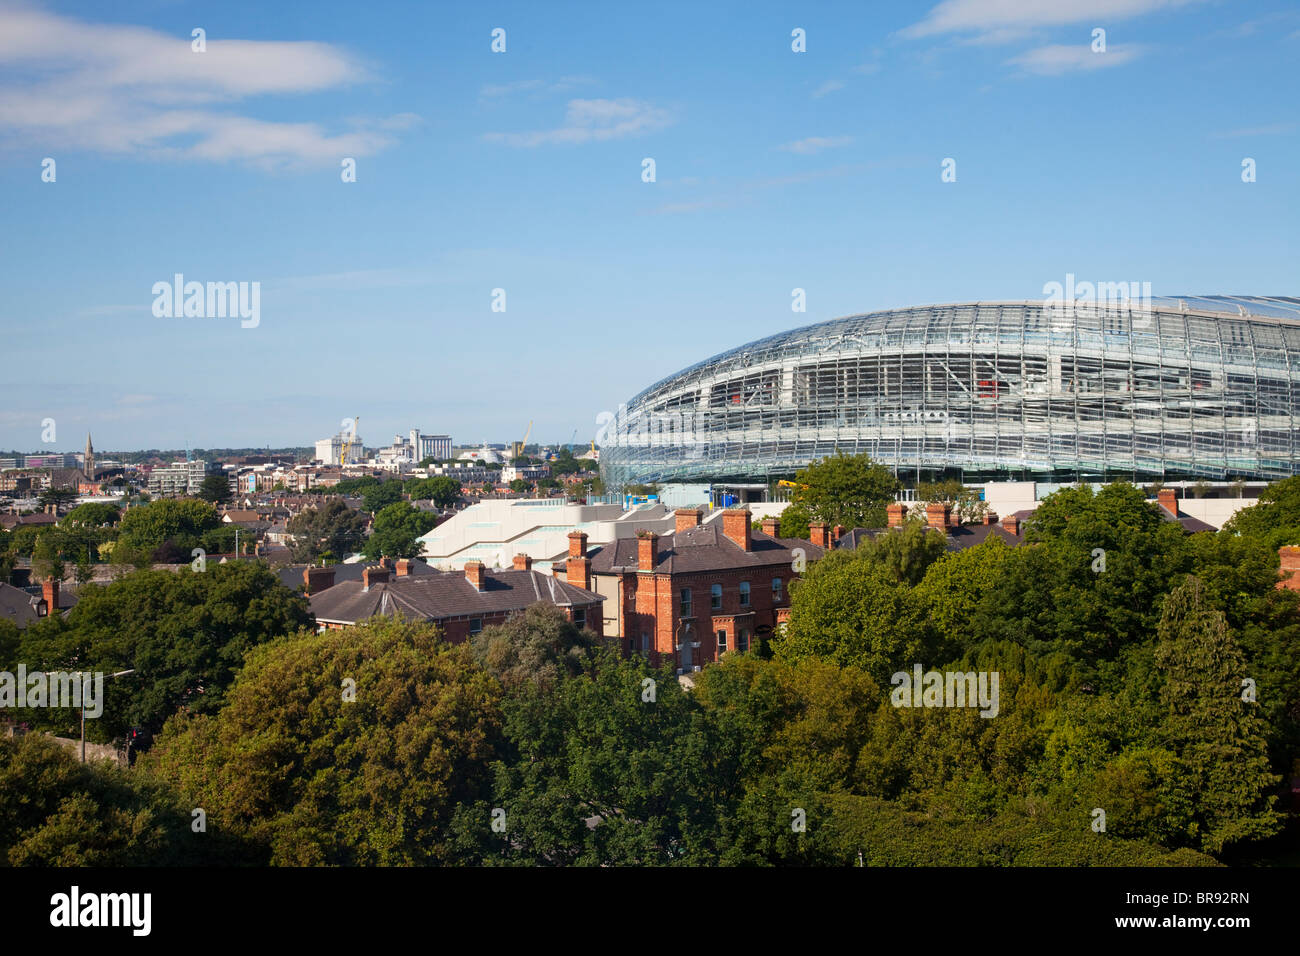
[37,487,77,512]
[790,452,901,530]
[17,562,312,742]
[115,498,221,565]
[469,603,602,692]
[509,478,532,495]
[774,548,926,682]
[1224,474,1300,549]
[1152,577,1281,854]
[363,502,437,559]
[360,480,404,514]
[140,617,503,865]
[405,475,462,509]
[196,473,231,505]
[0,734,253,866]
[61,502,122,528]
[779,502,813,539]
[854,519,948,586]
[286,498,367,563]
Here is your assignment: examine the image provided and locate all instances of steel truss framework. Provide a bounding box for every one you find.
[600,297,1300,487]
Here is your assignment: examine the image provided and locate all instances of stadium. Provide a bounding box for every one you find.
[599,295,1300,488]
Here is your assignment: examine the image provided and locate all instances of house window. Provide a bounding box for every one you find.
[573,608,586,628]
[469,618,482,634]
[739,581,750,607]
[640,631,650,653]
[738,628,750,652]
[772,577,783,601]
[710,583,722,609]
[680,588,692,617]
[716,629,728,653]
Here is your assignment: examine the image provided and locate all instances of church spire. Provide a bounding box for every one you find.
[84,432,94,479]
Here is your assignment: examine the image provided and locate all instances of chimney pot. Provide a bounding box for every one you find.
[512,553,533,571]
[1001,513,1020,536]
[465,560,486,590]
[982,510,998,526]
[886,502,906,528]
[566,555,592,592]
[809,520,830,550]
[395,559,413,577]
[761,515,780,538]
[362,565,390,590]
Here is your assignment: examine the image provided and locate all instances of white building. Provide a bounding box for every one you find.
[418,497,717,572]
[147,460,211,497]
[501,463,551,483]
[315,432,364,466]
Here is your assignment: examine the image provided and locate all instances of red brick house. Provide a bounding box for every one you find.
[556,507,824,673]
[307,555,604,642]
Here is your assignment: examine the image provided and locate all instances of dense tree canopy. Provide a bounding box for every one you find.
[362,502,437,559]
[789,452,901,530]
[286,498,368,563]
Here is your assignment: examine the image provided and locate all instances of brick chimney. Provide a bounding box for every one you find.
[675,508,703,533]
[395,559,414,577]
[761,515,780,538]
[982,510,998,526]
[465,560,486,591]
[304,566,336,594]
[809,521,830,550]
[1278,546,1300,591]
[362,566,390,591]
[637,532,659,571]
[568,531,588,559]
[832,524,846,543]
[722,508,753,551]
[377,556,394,571]
[886,502,906,528]
[41,577,58,613]
[512,553,533,571]
[1157,487,1178,516]
[1001,513,1020,536]
[925,502,952,532]
[566,554,592,591]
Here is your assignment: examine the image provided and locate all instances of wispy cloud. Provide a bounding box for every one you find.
[811,79,846,98]
[0,4,410,167]
[777,136,854,155]
[903,0,1206,42]
[1008,42,1142,74]
[1210,122,1297,139]
[479,76,595,98]
[484,98,673,147]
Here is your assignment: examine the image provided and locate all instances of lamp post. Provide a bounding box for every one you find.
[74,668,134,763]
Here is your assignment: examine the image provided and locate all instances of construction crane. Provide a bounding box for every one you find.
[340,416,359,466]
[512,420,533,461]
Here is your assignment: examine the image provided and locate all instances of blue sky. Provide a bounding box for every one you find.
[1,0,1296,452]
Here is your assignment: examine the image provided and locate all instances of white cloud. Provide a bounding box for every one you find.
[1211,122,1297,139]
[1008,42,1142,74]
[777,136,854,155]
[903,0,1205,41]
[811,79,846,98]
[484,98,673,147]
[0,4,409,167]
[479,76,595,98]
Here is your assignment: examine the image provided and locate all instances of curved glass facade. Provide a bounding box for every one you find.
[600,297,1300,487]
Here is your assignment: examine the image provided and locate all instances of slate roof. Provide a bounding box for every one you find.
[1156,501,1216,533]
[833,521,1028,552]
[587,524,825,575]
[0,582,43,627]
[309,567,604,625]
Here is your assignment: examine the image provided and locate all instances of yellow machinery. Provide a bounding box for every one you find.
[512,421,533,460]
[340,415,359,466]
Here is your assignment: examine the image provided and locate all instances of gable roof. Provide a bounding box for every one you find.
[0,582,43,627]
[588,523,824,575]
[309,567,604,625]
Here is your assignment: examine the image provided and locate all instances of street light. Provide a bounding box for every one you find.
[73,668,134,763]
